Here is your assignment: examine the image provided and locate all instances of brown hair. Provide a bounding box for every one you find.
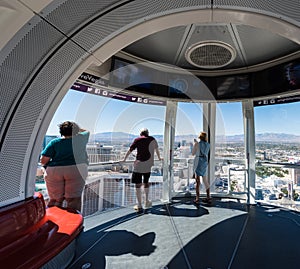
[58,121,80,137]
[198,131,208,142]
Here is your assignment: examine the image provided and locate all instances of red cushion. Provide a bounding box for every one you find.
[0,193,83,269]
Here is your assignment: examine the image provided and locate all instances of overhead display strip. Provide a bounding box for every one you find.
[71,82,166,106]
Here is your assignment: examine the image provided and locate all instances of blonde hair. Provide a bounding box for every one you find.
[198,132,208,142]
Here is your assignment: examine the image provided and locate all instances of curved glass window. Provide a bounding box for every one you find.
[39,89,166,216]
[173,102,203,194]
[254,101,300,206]
[215,102,245,194]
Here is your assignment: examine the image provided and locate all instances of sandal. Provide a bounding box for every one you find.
[202,197,212,204]
[193,199,200,204]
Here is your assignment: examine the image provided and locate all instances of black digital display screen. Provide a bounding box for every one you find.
[284,62,300,88]
[109,56,214,100]
[109,57,168,96]
[252,59,300,98]
[109,56,300,100]
[216,74,251,99]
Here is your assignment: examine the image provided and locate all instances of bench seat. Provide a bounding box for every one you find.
[0,192,83,269]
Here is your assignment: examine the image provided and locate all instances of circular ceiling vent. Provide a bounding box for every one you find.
[185,41,236,69]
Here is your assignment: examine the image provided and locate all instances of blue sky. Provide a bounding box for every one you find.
[47,89,300,136]
[254,102,300,135]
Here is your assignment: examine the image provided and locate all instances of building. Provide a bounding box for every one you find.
[87,143,116,163]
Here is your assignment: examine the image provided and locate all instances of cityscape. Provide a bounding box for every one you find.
[36,132,300,217]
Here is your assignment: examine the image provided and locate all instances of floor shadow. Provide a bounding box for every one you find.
[69,198,252,269]
[150,203,209,217]
[69,229,156,268]
[166,214,247,269]
[149,196,248,217]
[166,204,300,269]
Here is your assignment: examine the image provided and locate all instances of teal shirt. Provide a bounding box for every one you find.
[41,131,89,166]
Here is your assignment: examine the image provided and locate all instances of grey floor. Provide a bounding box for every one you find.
[68,196,300,269]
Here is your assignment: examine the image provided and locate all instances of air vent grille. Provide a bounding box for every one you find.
[185,41,236,69]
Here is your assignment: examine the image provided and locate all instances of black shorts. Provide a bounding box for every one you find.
[131,172,151,184]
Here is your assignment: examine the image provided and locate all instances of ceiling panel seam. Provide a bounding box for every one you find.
[228,24,248,66]
[174,25,195,66]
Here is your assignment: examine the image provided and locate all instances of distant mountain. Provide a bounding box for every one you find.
[255,133,300,143]
[217,133,300,143]
[90,132,135,142]
[89,132,300,143]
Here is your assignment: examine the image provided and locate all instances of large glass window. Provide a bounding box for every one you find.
[38,88,166,216]
[172,102,203,194]
[215,102,246,195]
[254,101,300,208]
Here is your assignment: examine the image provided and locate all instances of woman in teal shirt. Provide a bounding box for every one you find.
[40,121,89,211]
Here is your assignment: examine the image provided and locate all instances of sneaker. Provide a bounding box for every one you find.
[145,200,152,209]
[134,205,143,212]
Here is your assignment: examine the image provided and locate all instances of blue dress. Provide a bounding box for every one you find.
[193,140,210,176]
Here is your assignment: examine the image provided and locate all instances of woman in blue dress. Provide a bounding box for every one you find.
[192,131,211,204]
